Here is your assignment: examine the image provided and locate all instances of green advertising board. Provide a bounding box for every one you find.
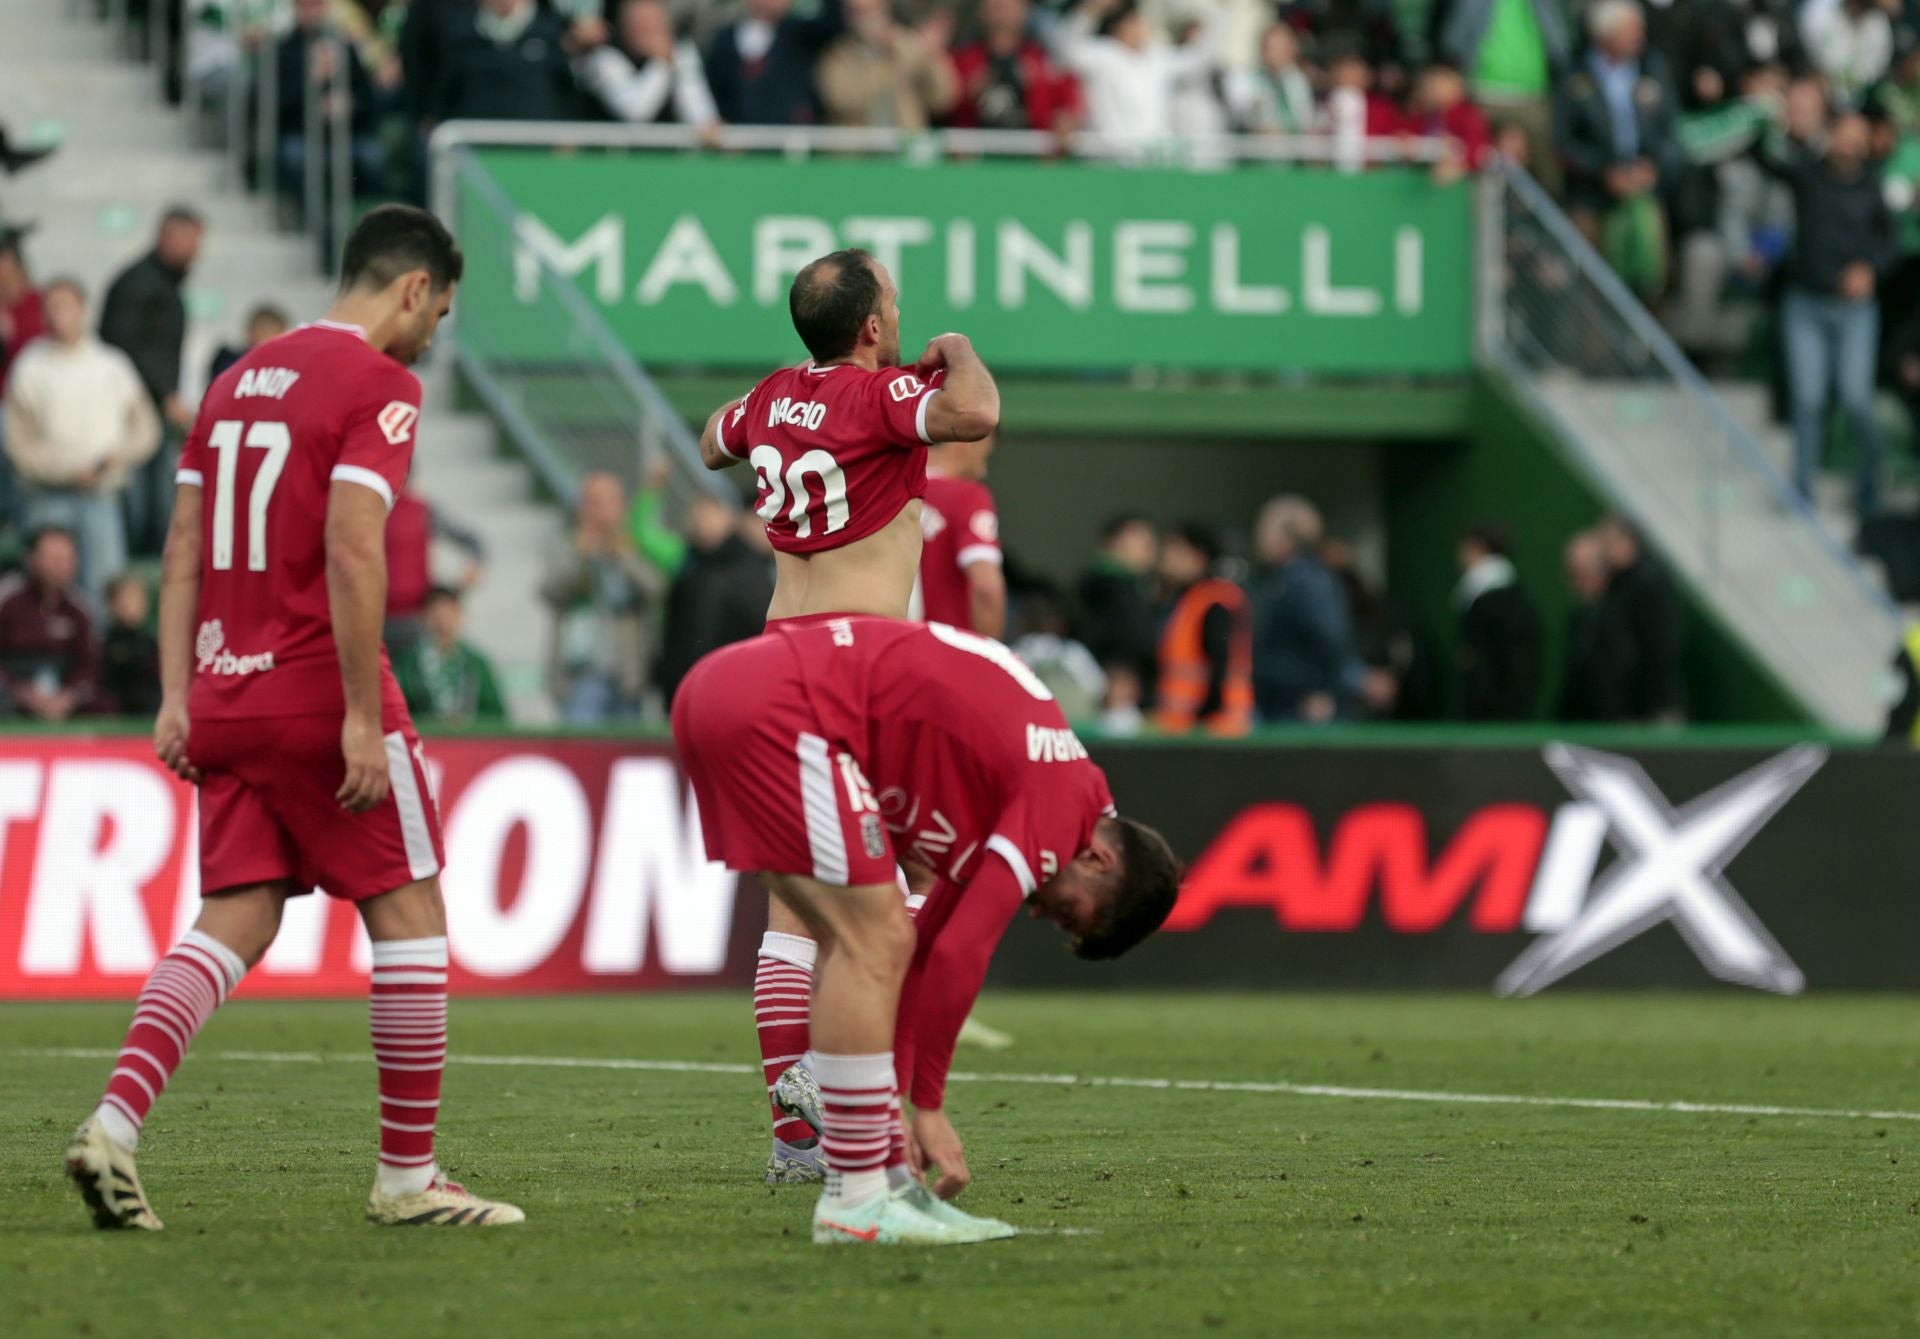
[457,150,1474,376]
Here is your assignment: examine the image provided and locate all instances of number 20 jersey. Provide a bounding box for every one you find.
[176,320,418,722]
[711,360,941,555]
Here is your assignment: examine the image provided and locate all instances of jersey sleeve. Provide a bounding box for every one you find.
[869,367,940,447]
[175,410,210,488]
[954,483,1001,570]
[332,365,423,510]
[711,383,756,462]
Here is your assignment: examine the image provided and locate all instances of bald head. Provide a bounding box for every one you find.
[790,248,899,365]
[1255,494,1323,565]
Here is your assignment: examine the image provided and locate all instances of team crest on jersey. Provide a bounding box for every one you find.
[970,511,999,542]
[888,375,925,402]
[921,507,947,541]
[377,401,418,446]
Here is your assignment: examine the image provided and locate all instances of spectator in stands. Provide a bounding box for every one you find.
[208,304,292,386]
[816,0,959,130]
[1438,0,1572,192]
[1323,536,1435,720]
[1555,1,1684,302]
[1803,0,1897,108]
[0,230,45,392]
[654,492,774,706]
[99,572,160,718]
[3,279,161,601]
[1168,16,1234,147]
[426,0,584,124]
[0,527,99,721]
[1247,494,1374,723]
[99,206,202,559]
[1556,528,1627,722]
[1054,0,1224,149]
[1596,512,1686,724]
[706,0,846,127]
[1153,521,1252,736]
[578,0,722,130]
[275,0,386,208]
[1405,59,1494,172]
[1280,0,1406,87]
[397,585,506,724]
[1324,47,1404,167]
[1454,519,1543,721]
[1077,513,1160,705]
[1765,108,1896,515]
[542,470,665,723]
[1010,588,1108,724]
[948,0,1082,133]
[1225,21,1318,135]
[386,483,486,654]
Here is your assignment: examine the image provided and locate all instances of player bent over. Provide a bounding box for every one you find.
[672,615,1179,1244]
[64,206,521,1230]
[695,248,1001,1184]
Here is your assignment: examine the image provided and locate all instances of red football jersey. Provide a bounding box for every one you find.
[914,472,1001,630]
[712,362,941,555]
[176,320,418,721]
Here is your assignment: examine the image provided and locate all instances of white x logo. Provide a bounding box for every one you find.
[1496,744,1825,998]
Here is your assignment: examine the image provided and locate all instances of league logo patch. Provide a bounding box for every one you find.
[861,814,887,861]
[377,400,419,446]
[889,374,925,402]
[969,511,999,542]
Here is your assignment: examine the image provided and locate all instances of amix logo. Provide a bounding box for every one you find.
[1166,745,1823,996]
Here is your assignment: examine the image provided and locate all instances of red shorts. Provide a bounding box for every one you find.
[672,635,896,887]
[190,706,445,901]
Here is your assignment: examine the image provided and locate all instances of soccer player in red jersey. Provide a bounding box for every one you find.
[914,432,1005,638]
[64,206,522,1231]
[673,615,1180,1244]
[696,249,1002,1184]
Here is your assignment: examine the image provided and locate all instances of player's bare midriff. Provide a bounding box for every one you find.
[766,500,924,621]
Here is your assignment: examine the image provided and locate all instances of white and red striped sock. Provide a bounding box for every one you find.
[369,936,448,1196]
[886,1094,911,1190]
[812,1051,896,1207]
[93,930,247,1150]
[755,932,816,1145]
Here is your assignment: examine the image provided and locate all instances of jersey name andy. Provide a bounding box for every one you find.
[231,366,300,400]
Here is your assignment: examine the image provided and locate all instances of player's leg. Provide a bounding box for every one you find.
[67,881,294,1230]
[355,873,522,1227]
[758,889,822,1182]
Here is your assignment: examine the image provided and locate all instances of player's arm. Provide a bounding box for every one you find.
[965,559,1007,640]
[897,857,1027,1197]
[154,447,205,780]
[699,393,750,471]
[326,479,394,814]
[915,335,999,444]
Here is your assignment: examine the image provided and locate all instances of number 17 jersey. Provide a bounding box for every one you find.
[711,360,941,554]
[176,320,418,722]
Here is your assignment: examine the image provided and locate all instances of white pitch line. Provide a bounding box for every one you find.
[12,1046,1920,1123]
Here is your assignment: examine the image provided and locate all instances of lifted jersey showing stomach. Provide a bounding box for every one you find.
[713,362,941,555]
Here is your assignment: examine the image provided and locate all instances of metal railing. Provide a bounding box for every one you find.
[437,146,726,510]
[1486,160,1899,728]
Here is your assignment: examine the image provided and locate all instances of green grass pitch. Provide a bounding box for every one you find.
[4,992,1918,1338]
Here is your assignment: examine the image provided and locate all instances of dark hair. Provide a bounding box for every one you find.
[1171,521,1220,566]
[161,205,204,231]
[1100,513,1153,544]
[422,584,462,608]
[789,249,882,362]
[27,524,77,554]
[1097,1,1137,39]
[104,572,148,603]
[1075,817,1182,962]
[340,204,465,294]
[247,302,291,330]
[1463,519,1514,557]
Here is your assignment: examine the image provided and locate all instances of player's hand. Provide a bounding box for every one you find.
[337,714,390,813]
[911,1107,970,1200]
[913,333,971,378]
[155,699,201,782]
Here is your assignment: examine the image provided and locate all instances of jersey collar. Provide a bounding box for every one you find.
[309,319,369,341]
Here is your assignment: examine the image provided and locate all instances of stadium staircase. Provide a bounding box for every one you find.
[1488,167,1902,734]
[0,0,565,721]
